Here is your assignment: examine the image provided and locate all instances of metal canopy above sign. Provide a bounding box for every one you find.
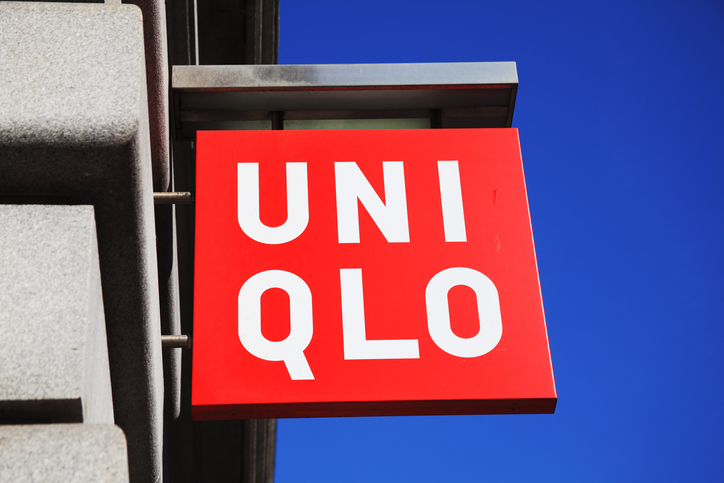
[172,62,518,139]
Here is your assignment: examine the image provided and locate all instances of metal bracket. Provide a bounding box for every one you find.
[154,192,195,204]
[161,334,192,349]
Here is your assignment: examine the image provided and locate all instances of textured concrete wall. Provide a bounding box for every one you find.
[121,0,183,420]
[0,206,113,425]
[0,424,129,482]
[123,0,171,192]
[5,0,121,3]
[157,203,183,419]
[0,3,163,482]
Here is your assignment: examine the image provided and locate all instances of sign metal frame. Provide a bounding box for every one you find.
[192,128,556,420]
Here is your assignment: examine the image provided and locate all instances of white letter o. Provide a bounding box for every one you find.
[425,267,502,358]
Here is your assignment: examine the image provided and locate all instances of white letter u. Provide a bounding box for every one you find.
[238,162,309,244]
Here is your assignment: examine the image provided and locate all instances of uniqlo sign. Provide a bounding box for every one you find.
[192,128,556,419]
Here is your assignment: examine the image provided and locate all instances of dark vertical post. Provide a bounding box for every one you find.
[271,111,284,130]
[430,108,443,128]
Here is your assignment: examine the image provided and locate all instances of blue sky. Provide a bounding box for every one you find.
[274,1,724,481]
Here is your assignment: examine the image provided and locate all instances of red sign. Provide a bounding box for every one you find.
[192,128,556,419]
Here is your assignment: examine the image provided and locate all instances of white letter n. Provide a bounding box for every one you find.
[334,162,410,243]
